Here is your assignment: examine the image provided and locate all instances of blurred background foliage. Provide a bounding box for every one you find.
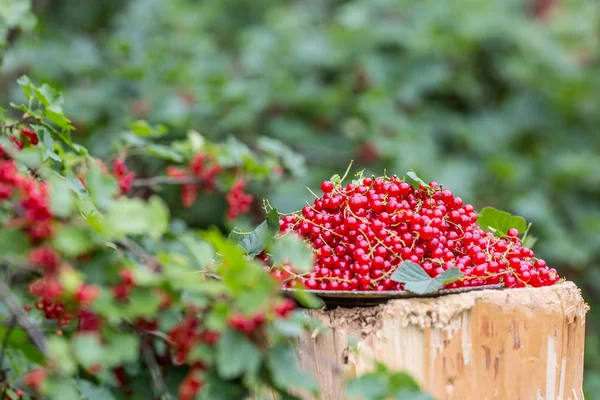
[1,0,599,394]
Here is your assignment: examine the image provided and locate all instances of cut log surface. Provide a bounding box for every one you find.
[297,281,587,400]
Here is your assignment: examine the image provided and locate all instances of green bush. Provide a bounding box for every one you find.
[1,0,599,395]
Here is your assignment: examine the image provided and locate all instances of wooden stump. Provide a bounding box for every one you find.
[297,282,588,400]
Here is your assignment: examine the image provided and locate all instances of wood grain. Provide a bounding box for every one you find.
[294,282,587,400]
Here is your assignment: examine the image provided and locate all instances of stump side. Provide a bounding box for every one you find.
[298,282,587,400]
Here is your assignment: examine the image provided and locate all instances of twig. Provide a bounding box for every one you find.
[132,175,201,188]
[0,117,38,132]
[144,330,174,346]
[118,239,161,272]
[0,281,47,357]
[141,339,171,400]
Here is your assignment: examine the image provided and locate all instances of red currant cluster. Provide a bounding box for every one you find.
[166,314,218,400]
[168,313,220,365]
[20,127,39,146]
[5,127,40,151]
[167,298,296,400]
[228,298,296,334]
[179,366,205,400]
[278,175,560,291]
[112,158,136,193]
[27,252,101,331]
[0,142,106,332]
[166,153,222,208]
[0,159,53,240]
[22,368,47,392]
[225,179,253,220]
[111,269,136,300]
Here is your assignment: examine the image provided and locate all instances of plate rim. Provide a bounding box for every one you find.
[282,283,505,299]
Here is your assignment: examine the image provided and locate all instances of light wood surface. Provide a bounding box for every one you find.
[295,282,587,400]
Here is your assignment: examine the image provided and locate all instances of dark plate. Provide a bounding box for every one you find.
[282,284,505,308]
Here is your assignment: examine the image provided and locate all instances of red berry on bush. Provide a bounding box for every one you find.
[23,368,47,391]
[189,153,205,176]
[274,298,296,318]
[228,314,254,333]
[75,284,101,305]
[226,179,253,220]
[21,127,39,145]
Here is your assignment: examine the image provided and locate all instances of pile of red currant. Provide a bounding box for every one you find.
[277,174,560,291]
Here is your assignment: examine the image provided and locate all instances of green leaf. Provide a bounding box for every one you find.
[476,207,527,237]
[216,330,262,379]
[394,390,434,400]
[388,371,421,392]
[0,229,30,260]
[48,176,75,218]
[76,380,117,400]
[90,291,121,324]
[38,127,61,162]
[257,137,306,177]
[105,198,167,238]
[273,319,305,338]
[45,108,74,131]
[266,207,280,232]
[146,144,184,162]
[34,83,63,108]
[73,333,105,368]
[147,196,169,239]
[291,289,324,309]
[86,160,118,210]
[123,288,162,318]
[45,379,79,400]
[330,174,342,185]
[16,75,33,100]
[267,345,318,392]
[188,130,205,152]
[272,234,314,272]
[346,373,389,400]
[390,262,462,295]
[52,226,94,257]
[106,199,148,236]
[12,147,42,168]
[237,221,271,257]
[48,336,77,375]
[0,326,43,363]
[128,120,168,137]
[181,235,215,269]
[106,333,139,364]
[65,170,88,199]
[406,170,429,188]
[437,268,463,284]
[198,373,249,400]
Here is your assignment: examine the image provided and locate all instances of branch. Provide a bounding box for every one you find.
[118,239,161,272]
[141,339,171,400]
[0,116,38,132]
[0,281,47,357]
[144,330,174,346]
[132,175,201,188]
